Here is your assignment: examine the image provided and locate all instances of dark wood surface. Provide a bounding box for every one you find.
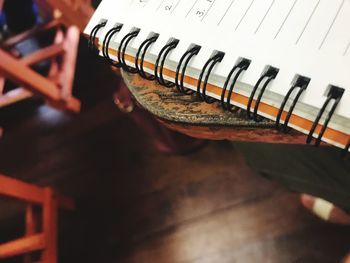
[122,71,307,144]
[122,71,274,127]
[0,40,349,263]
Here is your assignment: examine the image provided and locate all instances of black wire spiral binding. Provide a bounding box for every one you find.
[307,85,344,147]
[117,29,140,73]
[89,21,107,53]
[220,58,251,112]
[89,22,349,153]
[154,39,180,87]
[275,75,310,132]
[135,33,159,80]
[175,45,201,95]
[247,66,279,121]
[197,51,225,104]
[88,23,101,51]
[102,24,123,67]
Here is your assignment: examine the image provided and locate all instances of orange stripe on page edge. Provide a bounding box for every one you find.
[104,45,349,146]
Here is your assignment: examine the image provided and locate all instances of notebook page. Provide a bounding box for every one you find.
[96,0,133,45]
[86,0,350,147]
[103,0,349,118]
[84,0,118,35]
[101,0,160,50]
[181,0,349,139]
[145,0,350,122]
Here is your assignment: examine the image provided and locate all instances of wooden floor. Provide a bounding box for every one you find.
[0,40,350,263]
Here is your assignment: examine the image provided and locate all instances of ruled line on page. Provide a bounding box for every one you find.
[318,0,345,50]
[171,0,183,14]
[201,0,217,21]
[235,0,256,31]
[186,0,199,18]
[218,0,236,26]
[157,0,166,11]
[295,0,321,45]
[254,0,275,34]
[274,0,298,39]
[157,0,183,13]
[344,41,350,56]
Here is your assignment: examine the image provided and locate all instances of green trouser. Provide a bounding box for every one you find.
[234,142,350,212]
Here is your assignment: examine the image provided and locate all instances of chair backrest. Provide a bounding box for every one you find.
[0,174,74,262]
[0,22,81,113]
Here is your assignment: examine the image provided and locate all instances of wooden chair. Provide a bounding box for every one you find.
[0,175,74,263]
[0,20,81,113]
[0,0,95,109]
[0,1,91,136]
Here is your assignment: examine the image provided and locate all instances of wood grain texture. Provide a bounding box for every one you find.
[122,71,273,128]
[160,120,307,143]
[122,71,307,144]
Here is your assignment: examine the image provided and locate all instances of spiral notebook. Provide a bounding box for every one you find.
[84,0,350,152]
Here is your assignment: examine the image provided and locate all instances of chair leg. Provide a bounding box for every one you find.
[0,176,73,262]
[0,77,4,94]
[41,189,58,263]
[59,26,80,101]
[24,205,40,263]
